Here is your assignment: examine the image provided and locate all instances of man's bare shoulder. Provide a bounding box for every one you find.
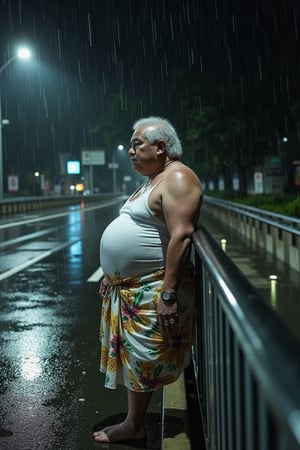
[165,164,202,193]
[149,163,203,219]
[150,162,202,204]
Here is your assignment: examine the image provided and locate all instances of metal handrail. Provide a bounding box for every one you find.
[204,195,300,234]
[192,224,300,450]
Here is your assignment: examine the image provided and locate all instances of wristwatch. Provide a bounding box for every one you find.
[161,290,177,304]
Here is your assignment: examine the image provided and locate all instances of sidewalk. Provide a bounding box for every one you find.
[162,365,205,450]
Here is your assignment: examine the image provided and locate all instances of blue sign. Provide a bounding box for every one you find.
[67,160,80,174]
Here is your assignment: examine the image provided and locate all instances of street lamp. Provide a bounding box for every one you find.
[111,144,124,193]
[34,171,40,196]
[0,46,32,200]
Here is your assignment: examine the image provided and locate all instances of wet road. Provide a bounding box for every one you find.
[1,198,299,450]
[0,198,162,450]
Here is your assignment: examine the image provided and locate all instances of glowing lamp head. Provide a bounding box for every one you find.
[17,47,31,60]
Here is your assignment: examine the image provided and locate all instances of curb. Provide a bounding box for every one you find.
[162,373,191,450]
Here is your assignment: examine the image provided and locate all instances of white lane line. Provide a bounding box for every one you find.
[0,226,58,250]
[87,266,104,283]
[0,241,78,281]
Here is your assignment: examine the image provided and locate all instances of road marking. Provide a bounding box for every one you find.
[0,240,78,281]
[87,266,104,282]
[0,199,118,281]
[0,226,58,250]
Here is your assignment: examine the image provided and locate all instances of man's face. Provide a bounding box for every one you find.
[129,126,160,175]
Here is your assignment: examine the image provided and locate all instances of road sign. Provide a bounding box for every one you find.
[108,162,119,169]
[254,172,263,193]
[82,149,105,165]
[8,175,19,193]
[232,172,240,191]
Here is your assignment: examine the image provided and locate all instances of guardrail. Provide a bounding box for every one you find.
[203,196,300,271]
[191,224,300,450]
[0,194,119,216]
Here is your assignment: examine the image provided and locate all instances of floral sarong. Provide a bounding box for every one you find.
[99,266,196,392]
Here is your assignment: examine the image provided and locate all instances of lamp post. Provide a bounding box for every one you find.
[34,171,40,196]
[0,46,31,200]
[277,135,289,187]
[111,144,124,193]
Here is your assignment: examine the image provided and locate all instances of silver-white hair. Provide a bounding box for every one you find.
[133,116,183,158]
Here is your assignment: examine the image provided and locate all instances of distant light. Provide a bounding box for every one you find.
[34,171,40,177]
[118,144,124,150]
[220,238,227,252]
[282,136,288,143]
[17,47,31,60]
[270,275,278,308]
[1,119,10,125]
[76,183,84,192]
[269,274,278,280]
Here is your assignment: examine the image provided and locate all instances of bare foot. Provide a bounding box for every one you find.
[93,422,146,443]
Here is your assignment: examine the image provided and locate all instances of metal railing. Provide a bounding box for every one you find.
[203,196,300,272]
[191,224,300,450]
[0,193,120,216]
[204,195,300,235]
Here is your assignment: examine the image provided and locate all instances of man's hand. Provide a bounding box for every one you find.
[157,299,179,335]
[99,277,111,298]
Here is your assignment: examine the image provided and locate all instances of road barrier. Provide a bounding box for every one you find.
[0,194,118,216]
[192,224,300,450]
[203,196,300,272]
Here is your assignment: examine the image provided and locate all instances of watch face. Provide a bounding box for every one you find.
[161,291,177,302]
[162,291,171,301]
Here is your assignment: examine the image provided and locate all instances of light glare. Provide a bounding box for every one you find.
[17,47,31,60]
[269,274,278,280]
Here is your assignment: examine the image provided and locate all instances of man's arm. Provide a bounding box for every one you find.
[156,168,202,330]
[162,168,202,293]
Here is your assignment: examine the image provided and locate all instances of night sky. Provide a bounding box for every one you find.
[0,0,299,190]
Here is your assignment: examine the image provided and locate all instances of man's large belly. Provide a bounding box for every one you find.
[100,213,167,277]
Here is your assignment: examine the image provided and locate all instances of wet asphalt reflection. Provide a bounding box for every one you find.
[0,200,162,450]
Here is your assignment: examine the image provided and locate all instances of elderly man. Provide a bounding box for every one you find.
[94,116,203,443]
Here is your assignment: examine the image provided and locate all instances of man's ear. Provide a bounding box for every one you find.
[156,140,166,155]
